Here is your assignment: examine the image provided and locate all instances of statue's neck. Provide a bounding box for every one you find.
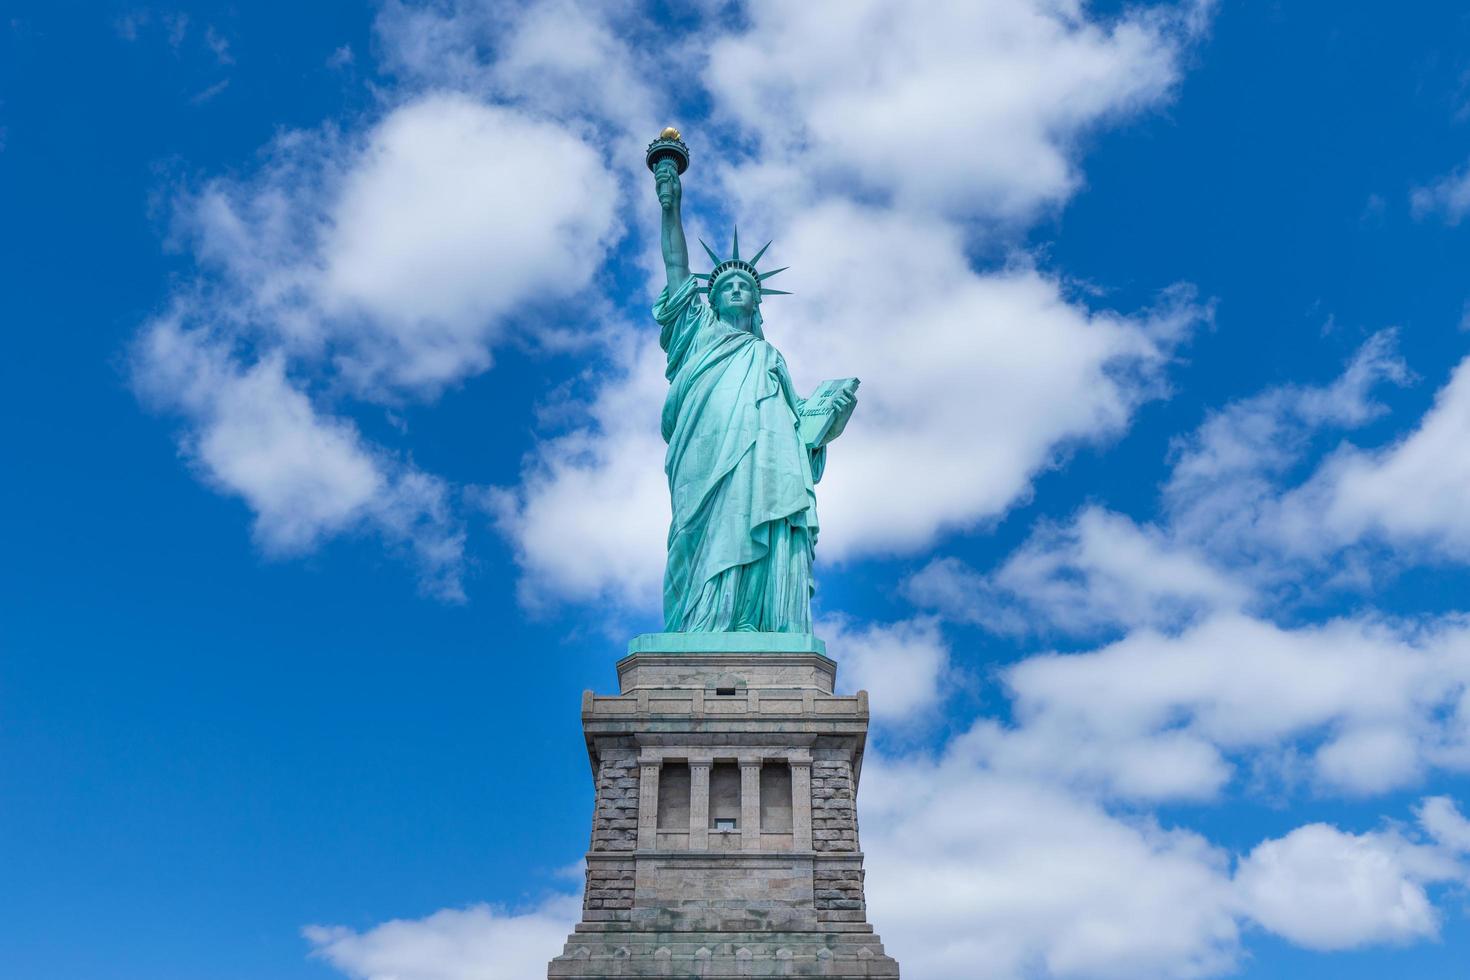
[719,310,757,334]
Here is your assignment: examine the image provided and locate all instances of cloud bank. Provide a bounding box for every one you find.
[306,896,581,980]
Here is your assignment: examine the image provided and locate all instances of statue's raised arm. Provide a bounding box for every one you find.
[648,128,691,294]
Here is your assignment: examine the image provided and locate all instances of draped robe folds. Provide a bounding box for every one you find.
[654,275,827,633]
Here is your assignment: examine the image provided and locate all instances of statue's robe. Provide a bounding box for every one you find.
[654,275,825,633]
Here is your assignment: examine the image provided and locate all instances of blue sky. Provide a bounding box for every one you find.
[6,1,1470,978]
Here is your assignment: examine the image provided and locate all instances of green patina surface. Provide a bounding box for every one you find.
[648,131,857,636]
[626,631,829,656]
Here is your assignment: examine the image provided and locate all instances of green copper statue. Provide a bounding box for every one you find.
[648,128,858,634]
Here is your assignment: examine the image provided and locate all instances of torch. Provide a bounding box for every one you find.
[646,127,690,208]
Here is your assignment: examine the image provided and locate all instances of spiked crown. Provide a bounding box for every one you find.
[693,227,790,299]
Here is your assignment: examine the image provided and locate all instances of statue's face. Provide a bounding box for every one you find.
[714,276,757,316]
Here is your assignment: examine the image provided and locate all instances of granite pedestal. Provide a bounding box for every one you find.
[547,633,901,978]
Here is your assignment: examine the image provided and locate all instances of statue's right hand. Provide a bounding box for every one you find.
[655,163,681,212]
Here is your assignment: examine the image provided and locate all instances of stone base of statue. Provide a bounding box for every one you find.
[547,632,901,978]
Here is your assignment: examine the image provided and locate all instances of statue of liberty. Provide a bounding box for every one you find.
[648,129,857,634]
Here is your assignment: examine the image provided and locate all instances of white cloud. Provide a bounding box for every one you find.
[896,333,1470,809]
[862,757,1241,979]
[184,92,621,395]
[324,95,617,389]
[907,331,1459,645]
[1161,330,1412,572]
[904,556,1025,632]
[823,615,950,723]
[707,0,1208,221]
[132,315,466,599]
[1155,335,1470,577]
[909,507,1249,636]
[861,736,1470,978]
[483,332,670,614]
[1288,354,1470,562]
[1235,823,1455,951]
[300,791,1470,980]
[761,206,1206,557]
[374,0,659,143]
[1411,160,1470,225]
[305,895,580,980]
[1313,725,1424,796]
[1419,795,1470,852]
[976,612,1470,801]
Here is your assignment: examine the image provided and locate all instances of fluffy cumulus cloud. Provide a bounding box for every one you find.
[480,334,670,613]
[1284,353,1470,562]
[863,311,1470,972]
[181,92,620,395]
[323,98,616,389]
[706,0,1209,221]
[899,332,1470,798]
[908,506,1249,636]
[847,745,1470,979]
[861,755,1240,979]
[374,0,659,141]
[305,786,1470,980]
[305,895,580,980]
[1049,329,1470,595]
[905,329,1435,639]
[976,612,1470,801]
[1160,330,1413,573]
[132,315,466,598]
[1419,795,1470,852]
[822,615,950,723]
[1234,820,1463,951]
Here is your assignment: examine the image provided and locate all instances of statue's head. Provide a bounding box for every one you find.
[696,228,789,332]
[712,271,759,318]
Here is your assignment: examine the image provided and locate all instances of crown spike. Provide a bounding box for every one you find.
[691,272,711,279]
[749,240,773,266]
[699,239,722,267]
[757,266,788,281]
[730,226,740,262]
[759,288,792,296]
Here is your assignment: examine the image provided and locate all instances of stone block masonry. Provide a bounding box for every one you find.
[548,639,901,978]
[582,858,635,915]
[811,761,859,852]
[590,748,640,853]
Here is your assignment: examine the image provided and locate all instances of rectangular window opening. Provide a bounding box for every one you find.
[715,687,737,696]
[656,762,691,831]
[708,761,741,829]
[760,761,794,832]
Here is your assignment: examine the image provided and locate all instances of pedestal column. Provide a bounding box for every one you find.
[791,759,813,851]
[689,759,710,850]
[740,757,761,850]
[637,758,659,850]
